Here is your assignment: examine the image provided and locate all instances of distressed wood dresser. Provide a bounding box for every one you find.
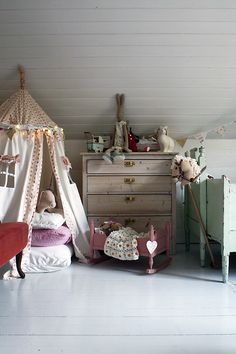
[81,152,176,253]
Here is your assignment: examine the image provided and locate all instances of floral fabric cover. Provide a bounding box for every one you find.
[104,227,146,261]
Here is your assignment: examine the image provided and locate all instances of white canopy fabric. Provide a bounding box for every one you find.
[0,88,90,275]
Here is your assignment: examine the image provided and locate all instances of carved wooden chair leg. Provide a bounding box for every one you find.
[15,251,25,279]
[146,254,155,274]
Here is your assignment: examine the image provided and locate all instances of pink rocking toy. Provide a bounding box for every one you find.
[89,221,172,274]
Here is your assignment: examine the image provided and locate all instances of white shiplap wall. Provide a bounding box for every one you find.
[182,139,236,182]
[0,1,236,139]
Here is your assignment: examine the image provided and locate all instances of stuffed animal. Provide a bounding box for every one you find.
[171,155,202,186]
[128,127,138,152]
[155,126,175,152]
[99,220,123,236]
[37,189,56,213]
[103,146,126,164]
[103,94,131,164]
[61,156,71,172]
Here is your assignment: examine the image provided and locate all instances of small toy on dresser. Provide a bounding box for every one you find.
[154,126,175,152]
[84,132,105,153]
[136,137,159,152]
[128,127,139,152]
[143,126,175,152]
[103,93,131,164]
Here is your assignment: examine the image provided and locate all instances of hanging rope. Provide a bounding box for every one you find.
[17,64,26,125]
[18,65,26,90]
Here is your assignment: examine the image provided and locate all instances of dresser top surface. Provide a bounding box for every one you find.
[81,152,178,158]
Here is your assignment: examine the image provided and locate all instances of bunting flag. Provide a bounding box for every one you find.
[215,126,226,136]
[6,128,16,140]
[176,138,188,147]
[193,132,208,144]
[191,120,236,144]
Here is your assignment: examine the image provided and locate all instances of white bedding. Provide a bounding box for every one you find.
[24,243,74,273]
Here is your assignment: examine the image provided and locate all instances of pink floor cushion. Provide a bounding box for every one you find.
[31,226,72,247]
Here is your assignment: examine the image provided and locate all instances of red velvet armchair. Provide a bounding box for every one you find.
[0,222,28,278]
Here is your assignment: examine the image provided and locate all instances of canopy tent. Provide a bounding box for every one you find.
[0,66,90,273]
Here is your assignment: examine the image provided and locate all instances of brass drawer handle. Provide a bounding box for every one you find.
[125,196,135,202]
[124,177,135,184]
[124,161,135,167]
[125,218,136,226]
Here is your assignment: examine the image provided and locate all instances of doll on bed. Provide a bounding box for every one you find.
[97,220,123,236]
[94,220,148,261]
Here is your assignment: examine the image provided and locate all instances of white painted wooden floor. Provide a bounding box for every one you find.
[1,245,236,354]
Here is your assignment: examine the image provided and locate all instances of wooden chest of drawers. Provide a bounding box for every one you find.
[81,152,176,252]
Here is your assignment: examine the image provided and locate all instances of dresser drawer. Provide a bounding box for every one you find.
[87,159,171,175]
[89,215,171,233]
[87,175,172,193]
[87,194,171,214]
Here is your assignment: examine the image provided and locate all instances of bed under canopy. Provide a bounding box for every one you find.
[0,66,90,275]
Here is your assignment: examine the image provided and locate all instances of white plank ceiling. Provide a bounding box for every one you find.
[0,0,236,139]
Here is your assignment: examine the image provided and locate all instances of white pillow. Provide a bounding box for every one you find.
[32,212,65,229]
[24,244,73,273]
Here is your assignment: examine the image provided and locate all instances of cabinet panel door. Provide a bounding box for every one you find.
[87,159,171,174]
[87,194,171,214]
[87,175,172,193]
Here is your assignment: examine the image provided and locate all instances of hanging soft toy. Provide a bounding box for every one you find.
[103,94,131,164]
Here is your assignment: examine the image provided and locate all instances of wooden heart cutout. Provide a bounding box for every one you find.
[146,240,158,254]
